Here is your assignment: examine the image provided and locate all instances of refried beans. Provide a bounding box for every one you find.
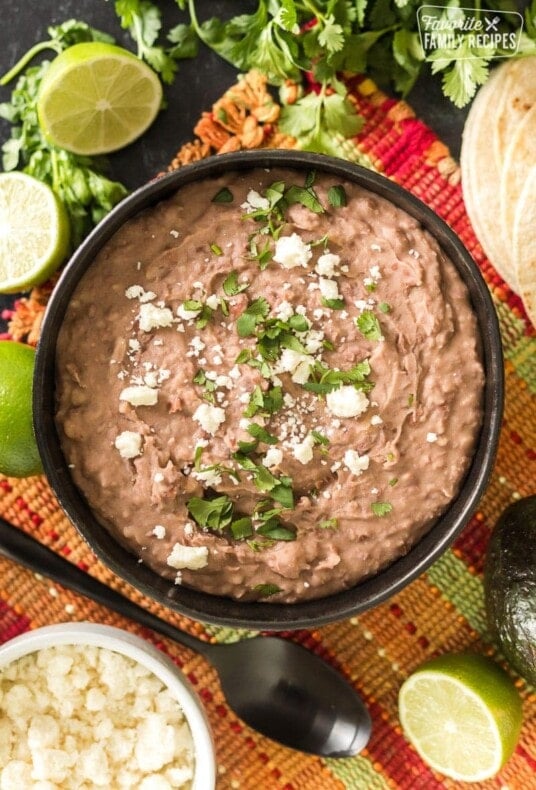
[55,168,485,602]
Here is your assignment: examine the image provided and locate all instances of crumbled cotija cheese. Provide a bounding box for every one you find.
[115,430,143,459]
[273,233,312,269]
[326,386,370,418]
[0,645,195,789]
[120,385,159,407]
[167,543,209,571]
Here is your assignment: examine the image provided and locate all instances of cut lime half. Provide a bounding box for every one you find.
[37,42,163,156]
[398,653,523,782]
[0,172,69,293]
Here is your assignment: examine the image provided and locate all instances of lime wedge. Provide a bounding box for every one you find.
[37,42,163,156]
[398,653,523,782]
[0,340,42,478]
[0,172,70,293]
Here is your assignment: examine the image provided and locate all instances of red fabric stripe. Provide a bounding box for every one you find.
[0,598,32,643]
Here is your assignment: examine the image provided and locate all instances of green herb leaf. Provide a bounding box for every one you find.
[284,184,324,214]
[236,297,270,337]
[322,297,345,310]
[247,423,279,445]
[222,270,249,296]
[318,518,338,529]
[371,501,393,517]
[211,186,234,204]
[356,310,383,341]
[210,242,223,256]
[256,518,296,541]
[187,495,234,531]
[378,302,391,313]
[327,185,347,208]
[230,517,253,539]
[253,583,282,597]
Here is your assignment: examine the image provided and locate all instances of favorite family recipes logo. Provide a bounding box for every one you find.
[417,5,523,58]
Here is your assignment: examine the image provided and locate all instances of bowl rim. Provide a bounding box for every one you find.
[33,149,504,629]
[0,622,216,789]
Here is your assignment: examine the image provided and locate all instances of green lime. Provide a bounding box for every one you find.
[0,172,70,294]
[0,341,42,478]
[398,653,523,782]
[37,42,163,156]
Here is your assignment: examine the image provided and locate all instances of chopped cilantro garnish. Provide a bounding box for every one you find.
[243,385,283,418]
[236,297,271,337]
[193,368,216,402]
[210,242,223,256]
[232,452,294,508]
[187,495,234,531]
[247,236,273,270]
[311,430,330,446]
[388,478,399,487]
[371,502,393,517]
[284,184,324,214]
[327,185,347,208]
[407,393,415,407]
[378,302,391,313]
[212,187,234,204]
[321,297,345,310]
[364,281,377,293]
[247,423,279,445]
[222,270,249,296]
[303,359,373,395]
[183,299,203,311]
[230,517,253,540]
[318,518,338,529]
[196,304,214,329]
[256,518,295,541]
[253,584,282,597]
[356,310,383,341]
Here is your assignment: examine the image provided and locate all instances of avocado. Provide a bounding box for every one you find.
[484,495,536,686]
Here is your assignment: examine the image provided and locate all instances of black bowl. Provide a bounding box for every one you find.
[33,150,504,630]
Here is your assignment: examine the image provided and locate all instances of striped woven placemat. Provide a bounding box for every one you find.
[1,71,535,790]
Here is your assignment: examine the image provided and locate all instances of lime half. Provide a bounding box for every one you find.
[37,42,163,156]
[398,653,523,782]
[0,172,69,293]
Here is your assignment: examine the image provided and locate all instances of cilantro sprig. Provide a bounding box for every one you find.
[183,0,533,137]
[303,359,374,395]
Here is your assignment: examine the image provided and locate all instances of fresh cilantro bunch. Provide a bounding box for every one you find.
[113,0,198,84]
[0,22,129,247]
[174,0,533,154]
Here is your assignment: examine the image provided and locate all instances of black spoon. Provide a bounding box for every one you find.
[0,516,371,757]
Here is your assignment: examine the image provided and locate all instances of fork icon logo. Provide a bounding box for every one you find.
[485,15,500,32]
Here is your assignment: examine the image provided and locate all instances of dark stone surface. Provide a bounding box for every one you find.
[0,0,468,325]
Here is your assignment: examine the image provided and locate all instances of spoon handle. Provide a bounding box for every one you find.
[0,516,209,657]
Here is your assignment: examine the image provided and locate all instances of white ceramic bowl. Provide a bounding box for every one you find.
[0,622,216,789]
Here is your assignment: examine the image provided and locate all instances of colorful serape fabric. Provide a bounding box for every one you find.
[1,72,535,789]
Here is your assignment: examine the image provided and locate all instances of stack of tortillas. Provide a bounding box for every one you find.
[461,56,536,326]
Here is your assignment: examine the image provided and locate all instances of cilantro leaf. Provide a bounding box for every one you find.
[187,495,234,531]
[211,186,234,204]
[222,270,249,296]
[236,297,271,336]
[371,501,393,517]
[253,583,282,597]
[356,310,383,341]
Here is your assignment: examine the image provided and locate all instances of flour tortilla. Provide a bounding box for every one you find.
[493,57,536,171]
[461,64,518,290]
[513,166,536,327]
[499,103,536,253]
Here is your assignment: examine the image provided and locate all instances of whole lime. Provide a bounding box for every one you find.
[0,341,43,477]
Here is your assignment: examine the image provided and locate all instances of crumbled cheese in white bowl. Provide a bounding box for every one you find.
[0,623,215,789]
